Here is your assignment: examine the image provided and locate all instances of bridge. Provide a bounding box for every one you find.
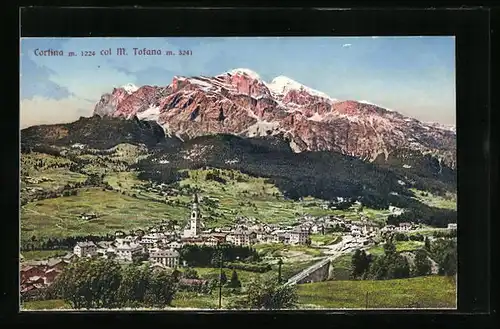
[285,257,331,286]
[284,236,372,286]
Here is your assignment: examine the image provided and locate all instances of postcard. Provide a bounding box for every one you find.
[19,37,457,311]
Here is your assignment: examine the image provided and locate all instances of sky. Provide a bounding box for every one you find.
[20,37,456,128]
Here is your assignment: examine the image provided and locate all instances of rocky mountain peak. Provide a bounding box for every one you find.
[92,68,456,168]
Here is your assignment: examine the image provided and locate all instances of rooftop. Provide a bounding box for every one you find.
[116,242,142,250]
[76,241,97,247]
[150,250,180,258]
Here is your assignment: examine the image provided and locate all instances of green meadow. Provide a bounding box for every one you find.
[296,276,456,309]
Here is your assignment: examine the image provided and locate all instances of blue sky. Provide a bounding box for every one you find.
[20,37,455,128]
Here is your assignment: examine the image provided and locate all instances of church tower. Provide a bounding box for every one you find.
[190,193,202,236]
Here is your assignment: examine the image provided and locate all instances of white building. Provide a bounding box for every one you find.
[389,206,405,216]
[73,241,97,258]
[362,223,378,234]
[167,241,183,250]
[115,241,143,262]
[226,230,256,246]
[381,224,396,232]
[149,249,180,268]
[288,229,309,245]
[447,223,457,230]
[398,222,412,231]
[256,232,268,242]
[183,194,204,238]
[351,225,362,236]
[138,238,156,251]
[203,237,220,247]
[310,224,325,234]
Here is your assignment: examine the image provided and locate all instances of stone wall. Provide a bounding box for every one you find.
[296,260,330,284]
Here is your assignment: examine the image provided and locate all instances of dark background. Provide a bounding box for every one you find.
[2,4,495,328]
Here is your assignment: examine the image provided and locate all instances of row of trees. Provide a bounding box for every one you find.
[21,234,114,251]
[229,276,298,310]
[50,259,177,309]
[178,244,261,267]
[391,232,426,242]
[350,237,457,280]
[38,257,297,310]
[387,207,457,228]
[218,269,242,288]
[350,242,414,280]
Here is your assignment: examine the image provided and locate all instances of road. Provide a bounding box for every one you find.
[285,234,373,286]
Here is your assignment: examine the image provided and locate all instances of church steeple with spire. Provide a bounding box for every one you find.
[189,193,201,236]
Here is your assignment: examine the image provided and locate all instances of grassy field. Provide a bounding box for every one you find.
[410,188,457,210]
[171,291,224,309]
[170,169,388,227]
[367,240,425,256]
[310,234,342,245]
[21,299,70,310]
[21,187,190,243]
[193,267,268,284]
[297,276,457,309]
[21,159,391,243]
[254,243,322,257]
[21,249,69,261]
[329,253,353,280]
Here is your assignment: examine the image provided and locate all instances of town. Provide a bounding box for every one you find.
[20,193,457,295]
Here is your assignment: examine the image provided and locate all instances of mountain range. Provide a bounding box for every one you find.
[93,68,456,169]
[20,68,457,227]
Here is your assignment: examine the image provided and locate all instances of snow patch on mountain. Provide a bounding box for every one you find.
[136,106,160,121]
[121,83,139,94]
[425,121,456,133]
[227,68,261,80]
[189,78,214,92]
[266,76,334,101]
[307,113,324,122]
[244,121,281,137]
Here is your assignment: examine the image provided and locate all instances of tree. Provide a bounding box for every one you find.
[233,277,298,310]
[424,237,431,251]
[430,238,457,276]
[366,256,387,280]
[383,240,397,256]
[441,248,457,276]
[117,264,151,307]
[227,270,241,288]
[351,249,371,279]
[171,269,182,282]
[220,270,228,286]
[53,258,122,309]
[183,267,199,279]
[144,270,177,307]
[389,254,411,279]
[413,249,432,277]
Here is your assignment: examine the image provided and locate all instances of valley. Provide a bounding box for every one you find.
[19,69,457,310]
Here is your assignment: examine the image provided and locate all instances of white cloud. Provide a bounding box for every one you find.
[20,96,94,129]
[342,43,352,48]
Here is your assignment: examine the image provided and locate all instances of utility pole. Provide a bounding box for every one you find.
[218,250,223,309]
[278,258,283,284]
[365,291,369,309]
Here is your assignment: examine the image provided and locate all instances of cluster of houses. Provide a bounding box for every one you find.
[71,195,426,265]
[296,214,381,237]
[22,194,448,296]
[20,254,76,294]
